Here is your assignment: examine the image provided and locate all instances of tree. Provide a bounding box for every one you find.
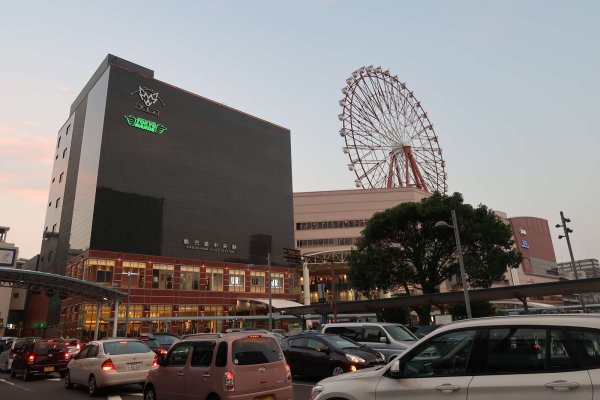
[347,192,522,324]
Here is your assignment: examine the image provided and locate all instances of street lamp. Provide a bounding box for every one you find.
[435,209,472,319]
[556,211,586,312]
[122,271,138,337]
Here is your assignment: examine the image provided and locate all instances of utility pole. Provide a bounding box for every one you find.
[267,252,273,331]
[556,211,586,312]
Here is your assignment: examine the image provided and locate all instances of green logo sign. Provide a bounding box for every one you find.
[124,115,167,134]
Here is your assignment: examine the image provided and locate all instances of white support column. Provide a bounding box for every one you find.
[94,303,101,340]
[303,261,310,305]
[112,298,119,337]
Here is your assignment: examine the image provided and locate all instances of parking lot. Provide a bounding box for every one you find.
[0,371,316,400]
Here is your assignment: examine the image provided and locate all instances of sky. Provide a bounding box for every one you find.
[1,1,598,262]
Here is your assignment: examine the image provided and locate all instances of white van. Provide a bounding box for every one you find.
[321,322,418,361]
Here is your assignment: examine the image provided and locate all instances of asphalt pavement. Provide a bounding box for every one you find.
[0,371,316,400]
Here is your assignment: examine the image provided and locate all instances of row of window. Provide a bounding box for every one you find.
[296,219,369,230]
[296,237,359,247]
[70,259,286,293]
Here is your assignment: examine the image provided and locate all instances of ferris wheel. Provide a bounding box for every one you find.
[338,65,447,193]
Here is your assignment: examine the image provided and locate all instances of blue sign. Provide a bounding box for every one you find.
[521,239,529,249]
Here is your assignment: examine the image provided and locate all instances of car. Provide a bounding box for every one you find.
[0,337,40,373]
[59,338,82,357]
[271,328,288,337]
[144,331,293,400]
[281,333,386,379]
[138,334,168,357]
[411,324,442,339]
[310,314,600,400]
[10,339,70,381]
[149,332,179,352]
[64,338,157,396]
[321,322,418,361]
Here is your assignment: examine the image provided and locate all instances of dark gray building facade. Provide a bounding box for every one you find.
[38,55,294,324]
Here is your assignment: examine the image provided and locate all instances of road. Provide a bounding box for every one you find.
[0,372,317,400]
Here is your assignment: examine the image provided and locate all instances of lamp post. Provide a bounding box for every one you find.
[435,209,472,319]
[267,252,273,331]
[556,211,586,312]
[122,271,138,337]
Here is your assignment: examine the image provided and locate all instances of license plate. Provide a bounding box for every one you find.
[127,363,141,371]
[44,366,54,372]
[254,396,273,400]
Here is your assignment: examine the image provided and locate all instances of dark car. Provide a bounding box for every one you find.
[10,339,70,381]
[281,333,386,379]
[150,332,178,351]
[138,334,168,356]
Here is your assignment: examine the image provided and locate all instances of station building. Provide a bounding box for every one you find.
[25,55,298,338]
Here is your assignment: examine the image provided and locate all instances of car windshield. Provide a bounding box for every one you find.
[155,335,178,346]
[384,325,418,341]
[33,342,66,353]
[324,335,362,349]
[103,341,151,355]
[232,336,283,365]
[141,339,161,350]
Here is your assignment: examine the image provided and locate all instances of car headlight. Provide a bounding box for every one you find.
[311,384,325,399]
[345,353,366,363]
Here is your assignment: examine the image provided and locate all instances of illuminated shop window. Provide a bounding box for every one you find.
[84,258,116,283]
[178,305,198,316]
[118,304,143,319]
[150,305,173,318]
[180,266,200,290]
[206,268,223,291]
[122,261,146,289]
[250,271,265,293]
[228,269,245,293]
[270,273,284,294]
[152,264,174,289]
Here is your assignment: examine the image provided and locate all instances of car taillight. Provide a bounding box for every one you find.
[101,359,116,371]
[76,344,81,350]
[27,354,36,364]
[285,364,292,382]
[224,371,235,392]
[159,348,168,355]
[64,352,71,361]
[152,355,158,367]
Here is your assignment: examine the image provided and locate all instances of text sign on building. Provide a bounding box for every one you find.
[124,115,167,134]
[131,86,165,116]
[183,238,238,254]
[0,248,16,267]
[521,239,529,249]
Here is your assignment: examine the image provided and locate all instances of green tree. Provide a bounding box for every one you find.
[347,192,522,324]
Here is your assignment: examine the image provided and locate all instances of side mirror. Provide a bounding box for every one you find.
[157,355,165,366]
[388,359,401,377]
[380,336,388,343]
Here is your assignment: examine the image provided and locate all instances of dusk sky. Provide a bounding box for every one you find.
[1,1,598,263]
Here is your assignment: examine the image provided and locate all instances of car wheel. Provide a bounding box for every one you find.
[332,365,345,376]
[88,375,98,397]
[144,385,157,400]
[22,368,29,382]
[64,370,73,389]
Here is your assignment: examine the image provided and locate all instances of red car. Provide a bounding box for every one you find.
[11,339,70,381]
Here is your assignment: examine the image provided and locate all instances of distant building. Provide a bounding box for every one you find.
[556,258,600,279]
[0,227,26,337]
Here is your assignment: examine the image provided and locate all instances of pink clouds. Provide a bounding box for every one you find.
[0,132,54,165]
[23,120,36,126]
[0,125,12,132]
[58,86,70,92]
[7,187,48,202]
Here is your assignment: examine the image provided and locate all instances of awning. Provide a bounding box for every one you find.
[237,298,306,309]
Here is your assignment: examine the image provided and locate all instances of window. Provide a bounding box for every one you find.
[52,224,56,234]
[206,268,223,291]
[103,341,150,355]
[251,271,265,293]
[482,327,546,374]
[270,273,284,294]
[306,338,327,351]
[232,337,282,365]
[149,305,172,318]
[62,147,68,158]
[215,342,228,367]
[51,177,55,183]
[48,251,53,262]
[191,342,215,367]
[85,259,116,283]
[166,343,191,366]
[568,329,600,368]
[121,261,146,289]
[228,269,245,292]
[363,326,387,343]
[59,172,64,183]
[180,266,200,290]
[66,125,70,135]
[55,197,61,208]
[57,136,61,148]
[402,329,476,378]
[152,264,174,289]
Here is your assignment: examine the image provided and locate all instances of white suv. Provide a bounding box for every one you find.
[311,314,600,399]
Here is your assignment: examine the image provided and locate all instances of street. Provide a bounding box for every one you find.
[0,372,316,400]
